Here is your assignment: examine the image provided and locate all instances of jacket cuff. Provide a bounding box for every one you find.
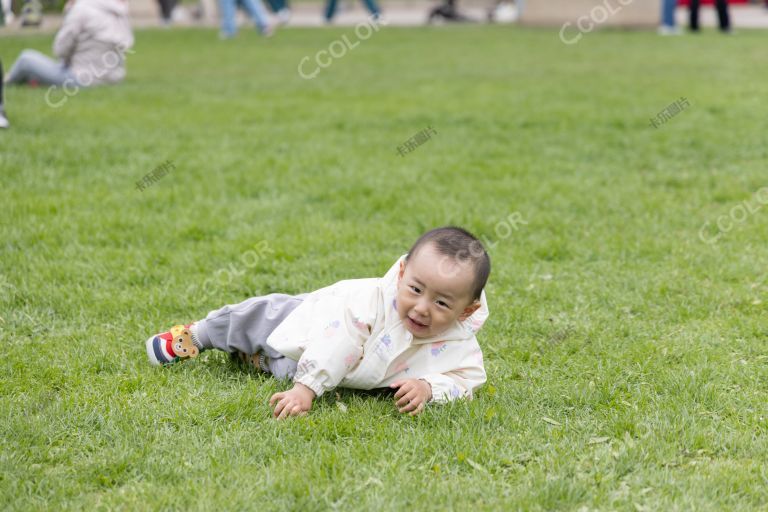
[420,374,469,403]
[294,374,325,398]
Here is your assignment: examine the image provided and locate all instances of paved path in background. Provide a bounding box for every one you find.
[1,3,767,35]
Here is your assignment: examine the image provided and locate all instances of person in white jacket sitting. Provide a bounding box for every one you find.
[0,60,8,128]
[5,0,133,87]
[146,227,492,419]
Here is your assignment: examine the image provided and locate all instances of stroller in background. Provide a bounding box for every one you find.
[427,0,470,22]
[1,0,45,26]
[427,0,517,24]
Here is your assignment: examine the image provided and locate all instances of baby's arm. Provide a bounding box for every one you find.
[387,341,487,413]
[268,335,363,419]
[420,365,487,403]
[387,363,486,416]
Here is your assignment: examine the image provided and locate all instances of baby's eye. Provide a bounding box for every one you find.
[436,300,450,309]
[410,285,421,294]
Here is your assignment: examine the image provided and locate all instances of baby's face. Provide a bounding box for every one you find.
[396,243,480,339]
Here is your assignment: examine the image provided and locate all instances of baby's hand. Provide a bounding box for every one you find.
[269,383,315,420]
[390,379,432,416]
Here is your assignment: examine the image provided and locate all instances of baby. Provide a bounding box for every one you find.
[146,226,491,419]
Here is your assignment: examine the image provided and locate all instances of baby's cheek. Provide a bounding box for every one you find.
[395,298,408,319]
[431,317,448,334]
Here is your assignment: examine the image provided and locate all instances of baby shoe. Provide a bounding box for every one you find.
[146,324,201,366]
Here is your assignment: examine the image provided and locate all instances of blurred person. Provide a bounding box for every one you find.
[157,0,177,24]
[265,0,290,25]
[689,0,731,33]
[5,0,133,87]
[658,0,680,35]
[1,0,14,25]
[0,60,8,129]
[324,0,380,23]
[219,0,274,38]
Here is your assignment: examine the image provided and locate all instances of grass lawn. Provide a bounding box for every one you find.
[1,24,767,510]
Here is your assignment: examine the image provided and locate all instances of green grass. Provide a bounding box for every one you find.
[1,25,767,510]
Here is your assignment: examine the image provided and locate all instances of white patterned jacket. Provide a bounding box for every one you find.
[266,256,489,403]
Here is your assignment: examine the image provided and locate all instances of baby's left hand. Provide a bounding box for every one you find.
[390,379,432,415]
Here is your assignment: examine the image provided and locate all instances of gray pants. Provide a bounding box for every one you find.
[194,293,305,379]
[6,49,76,86]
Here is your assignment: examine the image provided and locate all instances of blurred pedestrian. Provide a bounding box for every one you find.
[0,0,13,25]
[658,0,680,35]
[324,0,380,23]
[6,0,134,87]
[265,0,290,25]
[219,0,274,38]
[157,0,177,25]
[689,0,731,33]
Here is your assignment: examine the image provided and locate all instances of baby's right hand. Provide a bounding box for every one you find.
[269,383,315,420]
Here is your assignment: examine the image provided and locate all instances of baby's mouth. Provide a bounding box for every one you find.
[408,316,429,329]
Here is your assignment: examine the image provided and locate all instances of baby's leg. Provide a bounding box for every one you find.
[193,293,304,377]
[232,351,298,380]
[263,356,299,380]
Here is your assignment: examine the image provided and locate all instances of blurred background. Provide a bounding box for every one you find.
[3,0,768,31]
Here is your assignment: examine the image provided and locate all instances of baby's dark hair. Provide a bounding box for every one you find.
[405,226,491,301]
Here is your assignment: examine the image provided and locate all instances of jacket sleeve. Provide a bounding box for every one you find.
[420,362,487,403]
[291,295,374,397]
[293,334,363,397]
[53,7,83,62]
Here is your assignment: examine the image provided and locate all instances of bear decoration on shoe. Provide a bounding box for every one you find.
[171,325,199,360]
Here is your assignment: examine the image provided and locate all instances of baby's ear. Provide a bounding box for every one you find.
[398,260,405,282]
[458,300,481,321]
